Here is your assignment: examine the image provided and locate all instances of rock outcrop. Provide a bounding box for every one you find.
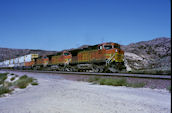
[121,37,171,73]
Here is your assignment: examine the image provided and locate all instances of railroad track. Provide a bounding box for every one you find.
[3,69,171,80]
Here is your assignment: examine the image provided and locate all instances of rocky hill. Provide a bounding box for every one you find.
[121,37,171,74]
[0,48,57,61]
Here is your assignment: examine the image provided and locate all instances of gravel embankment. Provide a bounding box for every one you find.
[0,71,171,113]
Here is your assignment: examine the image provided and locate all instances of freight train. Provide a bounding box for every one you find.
[0,42,126,72]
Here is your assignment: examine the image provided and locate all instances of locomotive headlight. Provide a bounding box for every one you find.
[115,49,118,52]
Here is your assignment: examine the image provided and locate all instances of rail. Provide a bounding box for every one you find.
[2,69,171,80]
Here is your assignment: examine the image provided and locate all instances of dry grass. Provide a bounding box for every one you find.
[0,86,12,95]
[0,73,38,96]
[88,77,146,88]
[31,82,39,85]
[13,75,34,89]
[167,86,171,92]
[0,73,8,85]
[10,77,16,81]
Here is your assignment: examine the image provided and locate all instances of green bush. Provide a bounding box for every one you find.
[14,75,34,89]
[98,78,127,86]
[98,78,106,85]
[3,81,13,87]
[0,73,8,76]
[88,77,100,82]
[0,86,12,95]
[0,74,7,85]
[87,77,145,88]
[31,82,39,85]
[14,79,28,89]
[167,86,171,92]
[19,75,28,79]
[10,77,16,81]
[0,74,38,96]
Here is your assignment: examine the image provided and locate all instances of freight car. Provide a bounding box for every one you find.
[0,54,38,69]
[23,54,39,69]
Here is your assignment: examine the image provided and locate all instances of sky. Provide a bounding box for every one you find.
[0,0,171,51]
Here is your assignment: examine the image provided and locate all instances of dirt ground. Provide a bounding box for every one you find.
[0,70,171,113]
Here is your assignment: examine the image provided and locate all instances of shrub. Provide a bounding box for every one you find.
[98,78,106,85]
[167,86,171,92]
[0,73,8,76]
[10,73,15,75]
[0,86,12,95]
[10,77,16,81]
[19,75,28,79]
[3,81,12,87]
[31,82,39,85]
[98,78,127,86]
[14,79,29,89]
[88,77,100,82]
[87,77,145,88]
[14,75,34,89]
[0,74,7,85]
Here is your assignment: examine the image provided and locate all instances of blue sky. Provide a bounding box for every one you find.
[0,0,171,51]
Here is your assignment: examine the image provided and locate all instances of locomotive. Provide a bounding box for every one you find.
[33,42,126,72]
[0,42,126,72]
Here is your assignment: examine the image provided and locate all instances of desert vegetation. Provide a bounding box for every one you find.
[0,73,38,96]
[13,75,37,89]
[88,77,146,88]
[167,86,171,92]
[87,76,171,92]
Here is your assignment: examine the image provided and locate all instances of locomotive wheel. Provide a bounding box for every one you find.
[98,66,104,73]
[92,66,99,73]
[108,67,119,73]
[92,65,104,73]
[72,68,78,72]
[68,66,78,72]
[107,64,120,73]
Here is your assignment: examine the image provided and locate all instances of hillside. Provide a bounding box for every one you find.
[0,48,57,61]
[121,37,171,73]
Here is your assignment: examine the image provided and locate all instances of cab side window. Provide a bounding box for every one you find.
[99,46,103,50]
[64,53,70,56]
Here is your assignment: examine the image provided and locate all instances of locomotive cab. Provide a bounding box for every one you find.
[98,42,124,65]
[104,44,113,50]
[62,51,72,65]
[98,42,120,50]
[63,51,71,56]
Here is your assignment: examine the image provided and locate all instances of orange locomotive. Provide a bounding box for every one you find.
[69,42,125,72]
[33,51,72,70]
[47,51,72,71]
[32,42,125,72]
[33,56,49,70]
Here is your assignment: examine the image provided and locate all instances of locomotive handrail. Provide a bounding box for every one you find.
[106,53,116,66]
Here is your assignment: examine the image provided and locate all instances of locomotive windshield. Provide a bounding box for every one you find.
[114,45,120,49]
[64,52,70,56]
[104,45,113,50]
